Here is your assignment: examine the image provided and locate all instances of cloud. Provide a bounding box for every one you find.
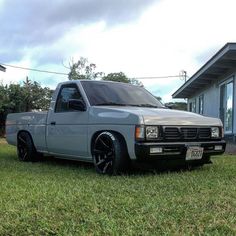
[0,0,157,62]
[146,78,184,103]
[195,46,221,65]
[2,0,236,103]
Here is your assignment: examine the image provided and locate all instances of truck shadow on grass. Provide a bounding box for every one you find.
[37,155,206,176]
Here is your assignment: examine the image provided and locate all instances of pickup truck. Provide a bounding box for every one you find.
[6,80,226,174]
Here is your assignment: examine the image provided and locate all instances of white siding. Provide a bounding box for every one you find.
[187,72,236,133]
[203,84,219,117]
[188,84,219,117]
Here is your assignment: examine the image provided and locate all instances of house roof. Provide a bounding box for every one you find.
[0,65,6,72]
[172,43,236,98]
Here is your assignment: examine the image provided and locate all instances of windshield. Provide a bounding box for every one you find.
[81,81,164,108]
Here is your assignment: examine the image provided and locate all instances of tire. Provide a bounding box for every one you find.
[17,132,38,162]
[92,131,129,175]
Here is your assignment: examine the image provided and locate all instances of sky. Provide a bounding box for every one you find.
[1,0,236,102]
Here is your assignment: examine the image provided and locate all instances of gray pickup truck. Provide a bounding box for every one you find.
[6,80,226,174]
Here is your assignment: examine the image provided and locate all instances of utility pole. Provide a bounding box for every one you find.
[183,71,187,82]
[179,70,187,83]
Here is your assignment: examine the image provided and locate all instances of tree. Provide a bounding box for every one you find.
[102,72,130,83]
[22,77,53,111]
[0,84,9,113]
[7,83,26,112]
[67,57,143,86]
[165,102,187,111]
[0,78,53,136]
[68,57,103,80]
[129,78,143,87]
[102,72,143,86]
[0,84,10,136]
[155,96,162,103]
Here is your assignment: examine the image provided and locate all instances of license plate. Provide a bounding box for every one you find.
[186,146,203,160]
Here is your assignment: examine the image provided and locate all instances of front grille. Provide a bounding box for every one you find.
[163,127,211,141]
[181,128,197,139]
[199,128,211,138]
[164,127,180,139]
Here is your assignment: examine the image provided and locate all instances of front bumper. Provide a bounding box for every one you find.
[135,140,226,162]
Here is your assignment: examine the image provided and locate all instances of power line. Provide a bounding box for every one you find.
[0,63,68,76]
[0,62,187,80]
[134,75,181,79]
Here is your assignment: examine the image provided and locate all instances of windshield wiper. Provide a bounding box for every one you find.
[129,104,159,108]
[95,102,128,106]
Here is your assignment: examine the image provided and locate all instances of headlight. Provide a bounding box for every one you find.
[146,126,159,139]
[211,127,220,138]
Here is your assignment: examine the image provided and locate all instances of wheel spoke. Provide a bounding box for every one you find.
[96,158,106,166]
[93,133,117,174]
[93,149,104,154]
[23,152,27,160]
[103,162,111,174]
[99,138,112,152]
[107,151,114,157]
[18,135,28,161]
[19,136,26,144]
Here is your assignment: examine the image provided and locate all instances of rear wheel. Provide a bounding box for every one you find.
[92,132,129,175]
[17,132,38,162]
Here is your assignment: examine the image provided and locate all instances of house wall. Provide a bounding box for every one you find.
[188,82,219,117]
[187,70,236,135]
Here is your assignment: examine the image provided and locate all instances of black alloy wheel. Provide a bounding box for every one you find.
[17,132,37,162]
[92,131,128,175]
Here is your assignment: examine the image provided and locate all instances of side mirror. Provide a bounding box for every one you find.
[68,99,86,111]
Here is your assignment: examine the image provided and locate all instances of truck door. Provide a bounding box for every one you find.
[46,83,89,158]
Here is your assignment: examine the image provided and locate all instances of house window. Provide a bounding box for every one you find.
[189,99,196,113]
[189,102,192,112]
[220,78,234,133]
[199,95,204,114]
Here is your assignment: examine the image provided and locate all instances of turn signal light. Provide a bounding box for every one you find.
[135,126,145,140]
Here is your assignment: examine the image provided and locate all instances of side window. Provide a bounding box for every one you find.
[55,84,83,112]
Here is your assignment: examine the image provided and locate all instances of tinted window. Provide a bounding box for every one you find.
[81,81,163,107]
[55,84,82,112]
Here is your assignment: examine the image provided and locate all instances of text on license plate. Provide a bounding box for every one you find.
[186,146,204,160]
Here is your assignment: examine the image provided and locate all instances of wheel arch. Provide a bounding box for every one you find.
[17,130,36,149]
[90,130,129,158]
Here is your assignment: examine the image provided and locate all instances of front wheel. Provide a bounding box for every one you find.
[92,132,129,175]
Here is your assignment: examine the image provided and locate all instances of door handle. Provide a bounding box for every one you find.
[50,121,56,125]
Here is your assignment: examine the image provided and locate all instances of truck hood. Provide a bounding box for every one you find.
[90,106,222,126]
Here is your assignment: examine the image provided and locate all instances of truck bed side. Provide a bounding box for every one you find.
[6,112,48,152]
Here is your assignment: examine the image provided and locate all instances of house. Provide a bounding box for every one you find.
[0,65,6,72]
[172,43,236,140]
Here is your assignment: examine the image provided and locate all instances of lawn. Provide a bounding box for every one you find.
[0,139,236,235]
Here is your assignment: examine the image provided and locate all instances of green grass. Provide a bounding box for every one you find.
[0,139,236,235]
